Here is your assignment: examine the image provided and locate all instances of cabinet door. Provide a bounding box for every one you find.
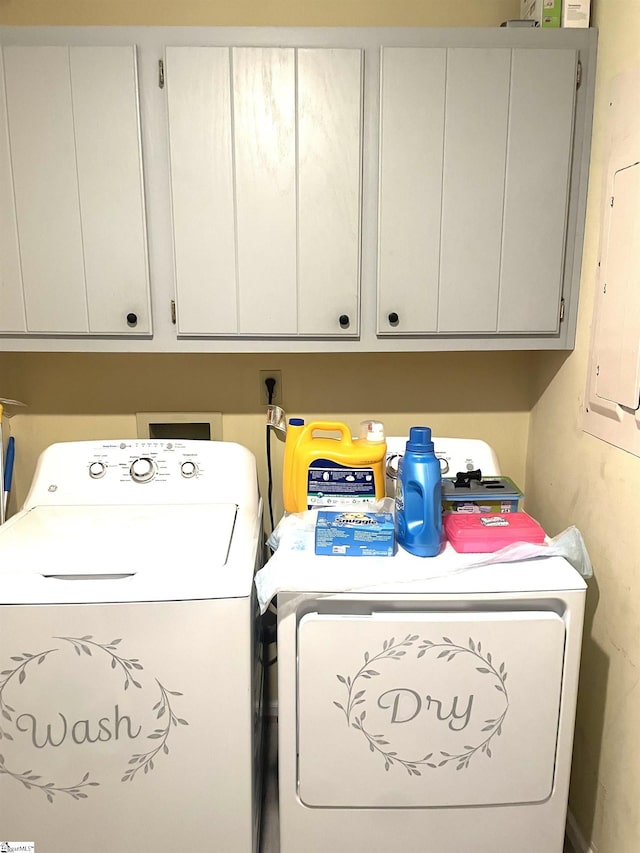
[2,46,87,333]
[166,46,362,337]
[233,47,298,335]
[377,48,446,335]
[297,48,362,336]
[438,48,511,333]
[0,51,24,333]
[498,48,577,333]
[165,47,237,335]
[0,45,150,336]
[378,46,577,337]
[68,47,151,335]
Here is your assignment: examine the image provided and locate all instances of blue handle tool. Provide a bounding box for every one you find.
[3,436,15,514]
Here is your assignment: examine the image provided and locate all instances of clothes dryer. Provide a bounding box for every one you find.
[274,439,586,853]
[0,440,264,853]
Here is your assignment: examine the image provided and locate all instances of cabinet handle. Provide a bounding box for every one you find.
[339,314,350,329]
[126,313,138,327]
[388,312,399,326]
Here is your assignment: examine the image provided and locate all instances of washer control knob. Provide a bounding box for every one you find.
[88,461,107,479]
[130,457,156,482]
[180,460,198,478]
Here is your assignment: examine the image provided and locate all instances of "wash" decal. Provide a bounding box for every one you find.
[0,636,187,802]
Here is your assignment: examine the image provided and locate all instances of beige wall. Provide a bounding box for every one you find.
[524,3,640,853]
[0,351,533,521]
[0,0,518,27]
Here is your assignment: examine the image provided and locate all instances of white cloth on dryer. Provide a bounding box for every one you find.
[254,507,592,614]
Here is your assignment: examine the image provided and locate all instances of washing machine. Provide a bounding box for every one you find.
[0,439,264,853]
[275,438,586,853]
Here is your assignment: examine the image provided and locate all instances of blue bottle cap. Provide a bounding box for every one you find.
[406,426,434,452]
[288,417,305,426]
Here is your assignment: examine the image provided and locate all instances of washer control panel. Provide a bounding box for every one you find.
[82,441,206,486]
[74,441,207,490]
[23,438,256,509]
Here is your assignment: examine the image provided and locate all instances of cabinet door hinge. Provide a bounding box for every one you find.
[576,60,582,90]
[170,300,176,324]
[559,298,565,322]
[158,59,165,89]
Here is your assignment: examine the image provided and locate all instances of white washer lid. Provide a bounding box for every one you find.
[0,503,259,604]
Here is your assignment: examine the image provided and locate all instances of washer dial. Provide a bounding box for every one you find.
[88,461,107,479]
[130,457,156,483]
[180,460,198,478]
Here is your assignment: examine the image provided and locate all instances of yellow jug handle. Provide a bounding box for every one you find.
[308,421,351,442]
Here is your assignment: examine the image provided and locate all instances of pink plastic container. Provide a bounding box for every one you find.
[444,511,546,553]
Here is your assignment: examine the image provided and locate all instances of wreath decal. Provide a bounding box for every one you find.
[335,633,509,775]
[0,636,187,802]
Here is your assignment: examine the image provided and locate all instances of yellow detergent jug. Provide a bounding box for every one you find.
[283,419,386,513]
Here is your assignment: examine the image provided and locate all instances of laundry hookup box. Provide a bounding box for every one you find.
[315,510,395,556]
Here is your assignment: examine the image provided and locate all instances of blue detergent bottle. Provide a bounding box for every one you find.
[395,426,443,557]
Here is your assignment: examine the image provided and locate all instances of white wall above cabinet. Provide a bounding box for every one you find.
[166,45,362,337]
[0,44,151,336]
[0,26,597,353]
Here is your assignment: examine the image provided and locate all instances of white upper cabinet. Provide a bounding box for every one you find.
[499,48,578,333]
[378,46,578,337]
[233,47,298,335]
[377,48,446,335]
[0,45,150,335]
[296,49,363,336]
[0,50,24,334]
[164,47,237,335]
[0,27,596,352]
[166,45,363,337]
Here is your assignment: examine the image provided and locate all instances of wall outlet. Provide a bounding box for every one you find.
[259,370,283,406]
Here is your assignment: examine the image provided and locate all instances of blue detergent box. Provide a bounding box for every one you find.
[315,510,395,557]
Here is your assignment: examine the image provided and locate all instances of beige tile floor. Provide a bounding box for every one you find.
[260,717,576,853]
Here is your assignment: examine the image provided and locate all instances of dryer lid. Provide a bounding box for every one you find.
[0,503,256,603]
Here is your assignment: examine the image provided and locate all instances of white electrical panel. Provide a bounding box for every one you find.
[594,162,640,409]
[584,67,640,457]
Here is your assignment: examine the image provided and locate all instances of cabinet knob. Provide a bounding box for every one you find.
[339,314,350,329]
[126,313,138,327]
[388,312,399,326]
